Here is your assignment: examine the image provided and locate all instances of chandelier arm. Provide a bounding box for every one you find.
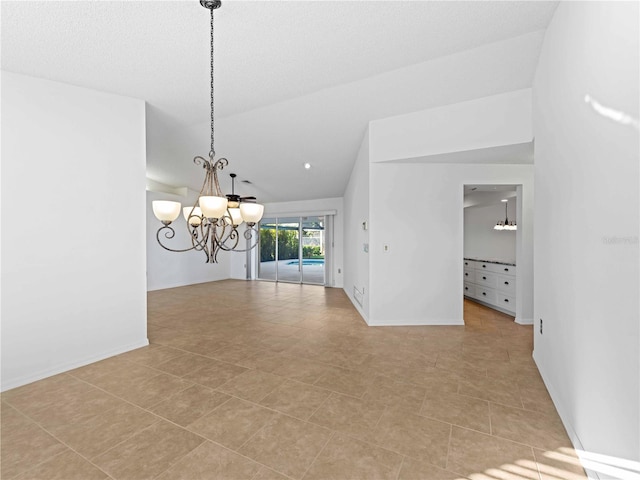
[213,217,235,244]
[156,225,205,253]
[209,223,223,263]
[190,223,211,252]
[211,158,227,196]
[199,221,214,263]
[194,155,211,173]
[217,227,259,253]
[193,156,214,198]
[216,230,241,252]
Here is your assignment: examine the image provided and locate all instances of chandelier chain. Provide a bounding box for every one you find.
[210,6,215,157]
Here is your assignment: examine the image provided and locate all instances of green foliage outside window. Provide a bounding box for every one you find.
[302,246,323,258]
[260,229,324,262]
[260,228,297,262]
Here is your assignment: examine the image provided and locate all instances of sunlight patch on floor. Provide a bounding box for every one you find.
[575,448,640,480]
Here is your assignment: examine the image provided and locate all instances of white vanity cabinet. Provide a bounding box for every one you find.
[463,258,516,315]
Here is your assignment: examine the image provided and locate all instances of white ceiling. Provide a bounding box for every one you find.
[2,0,558,203]
[464,186,518,209]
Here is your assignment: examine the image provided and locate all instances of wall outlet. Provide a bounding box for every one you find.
[383,244,390,253]
[540,318,543,334]
[338,268,341,274]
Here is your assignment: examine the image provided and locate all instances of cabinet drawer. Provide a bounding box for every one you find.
[463,268,474,280]
[486,263,516,276]
[476,262,493,273]
[496,293,515,312]
[474,271,497,288]
[495,274,516,295]
[463,282,475,297]
[463,260,478,269]
[474,286,496,304]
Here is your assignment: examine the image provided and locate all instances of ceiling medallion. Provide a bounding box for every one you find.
[152,0,264,263]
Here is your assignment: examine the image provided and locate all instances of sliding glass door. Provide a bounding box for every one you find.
[276,217,301,283]
[301,216,325,285]
[258,216,325,285]
[258,219,277,281]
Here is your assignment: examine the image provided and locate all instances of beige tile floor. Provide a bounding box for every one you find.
[1,280,588,480]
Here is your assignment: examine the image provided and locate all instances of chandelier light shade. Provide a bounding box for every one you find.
[152,0,264,263]
[227,208,243,226]
[239,203,265,224]
[494,199,517,231]
[199,196,228,219]
[152,201,182,223]
[183,206,203,226]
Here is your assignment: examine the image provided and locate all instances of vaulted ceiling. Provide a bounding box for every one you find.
[2,1,557,202]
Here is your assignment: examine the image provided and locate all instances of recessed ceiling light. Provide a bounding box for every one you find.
[304,163,311,170]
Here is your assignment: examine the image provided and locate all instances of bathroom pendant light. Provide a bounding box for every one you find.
[494,199,517,231]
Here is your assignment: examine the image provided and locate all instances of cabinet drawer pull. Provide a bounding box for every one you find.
[504,268,509,272]
[465,273,468,276]
[504,299,509,303]
[482,292,487,296]
[465,287,468,291]
[465,262,468,265]
[482,276,487,280]
[482,265,486,268]
[504,281,509,285]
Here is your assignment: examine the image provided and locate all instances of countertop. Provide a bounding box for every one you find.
[464,258,516,267]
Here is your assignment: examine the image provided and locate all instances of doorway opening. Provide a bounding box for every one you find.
[463,184,519,322]
[258,216,325,285]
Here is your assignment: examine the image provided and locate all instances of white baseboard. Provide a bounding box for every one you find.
[1,338,149,392]
[367,318,465,326]
[465,296,516,318]
[343,289,369,324]
[533,351,602,480]
[515,317,534,325]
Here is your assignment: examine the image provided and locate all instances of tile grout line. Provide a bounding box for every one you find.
[59,375,236,464]
[4,292,569,479]
[300,430,336,480]
[395,455,407,480]
[8,400,143,480]
[489,401,494,435]
[305,389,333,421]
[445,423,453,472]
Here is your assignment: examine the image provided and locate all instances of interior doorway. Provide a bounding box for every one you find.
[258,216,325,285]
[463,184,519,320]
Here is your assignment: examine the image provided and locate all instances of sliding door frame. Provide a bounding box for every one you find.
[257,215,326,285]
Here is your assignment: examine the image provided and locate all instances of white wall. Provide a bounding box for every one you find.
[230,197,344,288]
[533,1,639,463]
[1,72,148,390]
[369,163,533,326]
[369,89,532,163]
[343,131,370,320]
[146,190,231,291]
[464,202,517,263]
[363,89,535,326]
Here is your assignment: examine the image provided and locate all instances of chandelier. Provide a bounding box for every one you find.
[494,199,517,231]
[152,0,264,263]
